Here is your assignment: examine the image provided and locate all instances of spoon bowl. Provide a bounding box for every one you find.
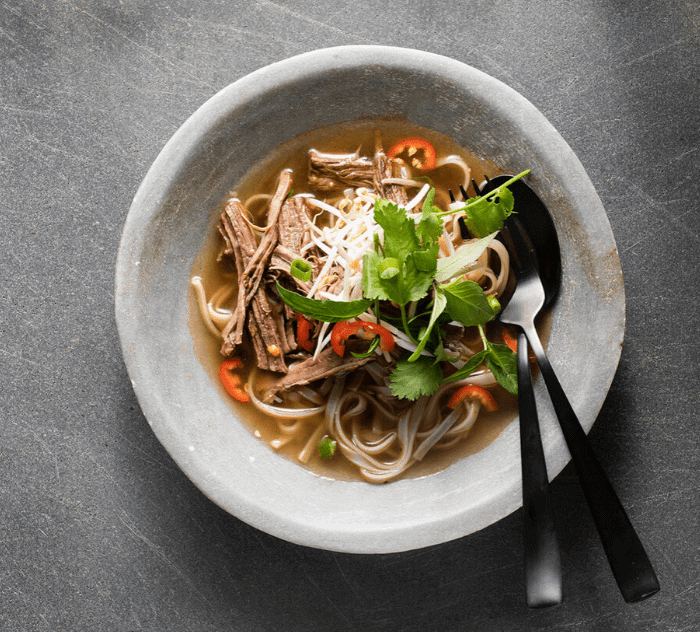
[481,175,561,308]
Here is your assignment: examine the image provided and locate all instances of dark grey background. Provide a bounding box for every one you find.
[2,1,698,630]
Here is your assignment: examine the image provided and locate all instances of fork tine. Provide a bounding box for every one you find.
[448,189,456,203]
[472,178,482,195]
[459,184,469,200]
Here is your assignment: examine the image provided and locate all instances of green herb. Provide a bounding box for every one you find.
[276,282,371,322]
[274,179,526,402]
[415,187,444,243]
[483,342,518,395]
[318,435,337,459]
[443,325,518,395]
[434,234,496,283]
[350,335,381,358]
[290,258,312,282]
[359,191,518,399]
[390,354,443,401]
[441,279,497,327]
[407,287,446,362]
[441,170,530,238]
[362,199,436,307]
[477,324,517,395]
[443,349,489,383]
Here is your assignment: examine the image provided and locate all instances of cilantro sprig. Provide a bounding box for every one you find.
[438,170,529,238]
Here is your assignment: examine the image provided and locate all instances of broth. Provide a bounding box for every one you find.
[189,118,528,482]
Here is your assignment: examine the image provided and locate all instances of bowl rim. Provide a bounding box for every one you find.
[115,45,625,553]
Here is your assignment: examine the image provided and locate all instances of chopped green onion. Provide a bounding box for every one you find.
[378,257,400,280]
[318,435,337,460]
[290,258,312,282]
[350,335,381,358]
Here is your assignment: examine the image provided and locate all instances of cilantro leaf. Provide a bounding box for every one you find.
[440,170,530,239]
[460,187,515,238]
[390,354,443,400]
[411,243,439,273]
[363,199,436,306]
[441,279,497,327]
[362,245,434,305]
[362,251,400,303]
[400,255,434,303]
[275,282,370,322]
[415,188,444,243]
[373,198,419,264]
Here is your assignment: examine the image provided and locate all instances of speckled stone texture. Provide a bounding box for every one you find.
[1,1,698,630]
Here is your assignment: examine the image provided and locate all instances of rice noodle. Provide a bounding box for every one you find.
[191,276,224,337]
[248,368,326,418]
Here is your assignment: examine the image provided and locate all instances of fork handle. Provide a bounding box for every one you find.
[517,331,563,608]
[522,323,660,603]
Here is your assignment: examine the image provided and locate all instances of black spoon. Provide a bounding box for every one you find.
[480,176,563,607]
[481,175,660,605]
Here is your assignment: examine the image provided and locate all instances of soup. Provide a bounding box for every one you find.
[190,119,527,483]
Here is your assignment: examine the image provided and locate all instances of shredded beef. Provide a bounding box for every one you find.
[261,345,373,400]
[218,190,290,372]
[308,150,375,191]
[374,151,409,206]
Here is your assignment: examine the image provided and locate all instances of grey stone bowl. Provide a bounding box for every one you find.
[115,46,624,553]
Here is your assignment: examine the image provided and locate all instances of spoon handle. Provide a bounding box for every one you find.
[522,323,660,603]
[517,331,563,608]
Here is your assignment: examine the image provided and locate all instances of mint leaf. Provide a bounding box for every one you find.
[484,343,518,395]
[442,279,497,327]
[390,354,443,400]
[275,282,370,322]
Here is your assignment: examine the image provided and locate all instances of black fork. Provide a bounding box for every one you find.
[450,181,563,608]
[501,206,660,605]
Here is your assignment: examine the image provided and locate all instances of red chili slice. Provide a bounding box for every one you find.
[219,358,250,403]
[387,138,437,171]
[447,384,498,411]
[296,313,314,352]
[502,328,536,362]
[331,321,395,357]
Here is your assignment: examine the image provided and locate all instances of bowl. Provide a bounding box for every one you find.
[115,45,625,553]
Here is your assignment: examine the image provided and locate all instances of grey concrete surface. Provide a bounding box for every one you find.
[1,1,698,630]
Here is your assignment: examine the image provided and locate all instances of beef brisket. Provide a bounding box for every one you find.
[308,150,375,191]
[261,345,373,400]
[374,151,409,206]
[218,197,289,372]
